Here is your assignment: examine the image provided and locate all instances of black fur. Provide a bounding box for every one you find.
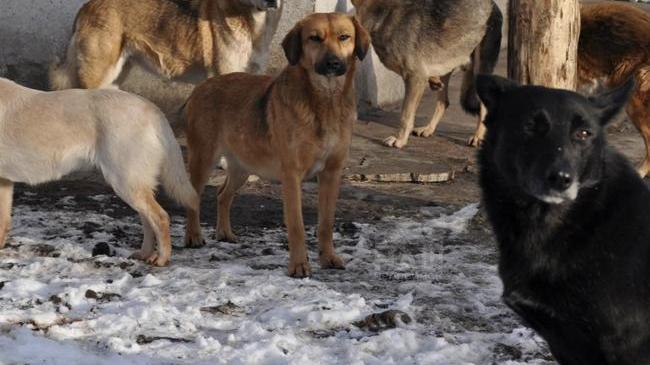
[476,75,650,365]
[460,1,503,115]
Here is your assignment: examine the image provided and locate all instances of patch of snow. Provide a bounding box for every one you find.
[0,199,553,365]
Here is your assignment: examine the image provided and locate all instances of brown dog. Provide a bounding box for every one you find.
[183,13,370,277]
[578,2,650,178]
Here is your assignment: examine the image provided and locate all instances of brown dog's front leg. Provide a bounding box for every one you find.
[282,173,311,278]
[317,165,345,270]
[0,179,14,249]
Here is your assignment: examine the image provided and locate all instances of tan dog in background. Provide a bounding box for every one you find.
[183,13,370,277]
[49,0,283,90]
[578,2,650,178]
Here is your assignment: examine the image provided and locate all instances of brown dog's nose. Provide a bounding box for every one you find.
[316,54,346,76]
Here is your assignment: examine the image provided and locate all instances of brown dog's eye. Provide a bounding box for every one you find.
[574,129,592,141]
[338,34,351,41]
[309,35,323,43]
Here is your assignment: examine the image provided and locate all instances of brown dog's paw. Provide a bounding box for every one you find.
[320,254,345,270]
[129,251,170,267]
[288,260,312,278]
[145,253,170,267]
[412,126,435,138]
[383,136,407,149]
[467,135,483,148]
[184,233,206,249]
[215,230,237,243]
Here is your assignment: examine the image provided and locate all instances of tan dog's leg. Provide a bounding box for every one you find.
[128,190,171,267]
[468,103,488,147]
[0,179,14,249]
[317,165,345,270]
[185,145,217,248]
[384,76,428,148]
[216,165,249,243]
[413,73,451,138]
[77,33,124,89]
[282,172,310,278]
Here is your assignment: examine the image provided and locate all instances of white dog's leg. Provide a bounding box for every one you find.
[130,213,156,260]
[0,178,13,249]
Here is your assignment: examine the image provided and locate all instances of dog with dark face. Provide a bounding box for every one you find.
[182,13,370,278]
[477,75,650,364]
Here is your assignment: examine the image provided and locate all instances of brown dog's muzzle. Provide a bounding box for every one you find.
[315,53,347,77]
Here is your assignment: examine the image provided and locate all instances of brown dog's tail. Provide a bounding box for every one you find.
[461,1,503,115]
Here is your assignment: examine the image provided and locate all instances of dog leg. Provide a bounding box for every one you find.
[317,164,345,270]
[77,32,125,89]
[216,167,249,243]
[468,103,488,147]
[184,145,217,248]
[130,214,156,261]
[282,172,310,278]
[0,179,14,249]
[384,76,427,148]
[413,73,451,138]
[126,190,172,267]
[627,89,650,178]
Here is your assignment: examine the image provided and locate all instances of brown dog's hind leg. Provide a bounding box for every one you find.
[215,165,249,243]
[414,73,452,138]
[76,32,125,89]
[383,76,428,149]
[184,144,217,248]
[0,179,14,249]
[317,164,345,270]
[282,172,310,278]
[627,76,650,178]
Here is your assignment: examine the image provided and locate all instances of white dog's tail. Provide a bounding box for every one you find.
[159,125,200,210]
[49,34,80,90]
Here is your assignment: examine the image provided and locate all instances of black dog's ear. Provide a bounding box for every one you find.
[282,23,303,66]
[476,75,519,112]
[352,16,370,61]
[589,78,635,126]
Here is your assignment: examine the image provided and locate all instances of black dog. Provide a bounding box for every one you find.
[476,74,650,365]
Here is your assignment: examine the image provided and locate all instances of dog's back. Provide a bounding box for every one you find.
[477,75,650,364]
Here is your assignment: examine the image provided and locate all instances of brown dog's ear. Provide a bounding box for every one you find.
[352,16,370,61]
[282,23,303,66]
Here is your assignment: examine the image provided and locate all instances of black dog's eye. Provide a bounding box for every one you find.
[338,34,351,41]
[309,35,323,43]
[574,129,593,141]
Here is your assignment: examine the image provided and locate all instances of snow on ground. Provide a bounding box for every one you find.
[0,191,554,365]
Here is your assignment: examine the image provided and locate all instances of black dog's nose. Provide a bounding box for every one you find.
[548,170,573,191]
[266,0,278,8]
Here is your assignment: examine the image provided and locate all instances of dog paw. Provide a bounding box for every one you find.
[320,254,345,270]
[383,136,407,149]
[145,253,170,267]
[288,260,311,278]
[215,230,237,243]
[412,127,435,138]
[130,251,169,267]
[467,135,483,147]
[184,233,206,248]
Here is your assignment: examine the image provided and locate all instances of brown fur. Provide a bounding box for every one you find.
[50,0,282,89]
[183,13,370,278]
[578,2,650,178]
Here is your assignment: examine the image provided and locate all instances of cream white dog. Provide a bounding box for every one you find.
[0,78,199,266]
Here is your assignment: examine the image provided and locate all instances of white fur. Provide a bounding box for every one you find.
[0,78,198,264]
[538,182,580,205]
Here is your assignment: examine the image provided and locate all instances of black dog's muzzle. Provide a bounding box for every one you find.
[315,54,347,77]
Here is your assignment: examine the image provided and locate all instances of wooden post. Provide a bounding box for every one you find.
[508,0,581,90]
